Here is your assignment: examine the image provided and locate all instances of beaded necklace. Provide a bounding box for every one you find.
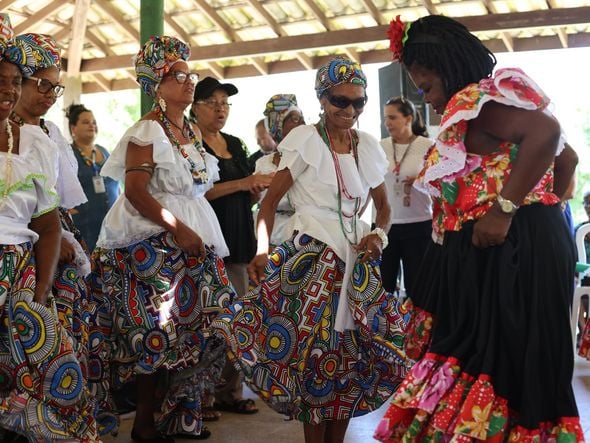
[0,121,14,212]
[154,104,209,185]
[10,112,49,136]
[317,121,361,246]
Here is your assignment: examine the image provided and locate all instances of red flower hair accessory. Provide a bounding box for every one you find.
[387,15,410,61]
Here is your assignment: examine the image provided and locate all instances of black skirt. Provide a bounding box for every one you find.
[409,203,579,431]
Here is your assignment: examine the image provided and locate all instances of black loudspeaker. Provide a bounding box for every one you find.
[378,63,433,139]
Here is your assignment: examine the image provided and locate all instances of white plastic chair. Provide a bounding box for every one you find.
[571,223,590,351]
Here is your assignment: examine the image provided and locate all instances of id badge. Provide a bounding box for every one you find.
[393,181,403,197]
[92,175,106,194]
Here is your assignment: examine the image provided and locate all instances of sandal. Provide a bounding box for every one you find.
[202,406,221,422]
[214,398,259,414]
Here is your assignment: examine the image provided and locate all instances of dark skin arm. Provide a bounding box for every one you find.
[29,209,61,303]
[125,118,205,259]
[553,143,578,199]
[465,102,562,248]
[205,172,274,201]
[356,183,391,262]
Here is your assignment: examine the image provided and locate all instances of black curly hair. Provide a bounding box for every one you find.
[65,103,92,135]
[401,15,497,100]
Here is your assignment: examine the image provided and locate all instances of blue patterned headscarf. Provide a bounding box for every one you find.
[8,33,61,77]
[314,56,367,99]
[263,94,302,143]
[134,35,190,97]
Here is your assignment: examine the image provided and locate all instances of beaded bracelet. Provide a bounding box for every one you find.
[370,227,389,250]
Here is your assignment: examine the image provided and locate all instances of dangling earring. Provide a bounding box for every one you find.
[158,97,167,112]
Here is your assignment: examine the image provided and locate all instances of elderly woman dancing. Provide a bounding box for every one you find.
[0,15,97,443]
[89,36,234,443]
[213,57,410,443]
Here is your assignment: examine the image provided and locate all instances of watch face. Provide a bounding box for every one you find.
[500,200,513,213]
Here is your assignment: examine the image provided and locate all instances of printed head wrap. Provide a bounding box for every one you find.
[263,94,302,143]
[8,33,61,77]
[134,35,190,97]
[0,14,15,60]
[314,56,367,99]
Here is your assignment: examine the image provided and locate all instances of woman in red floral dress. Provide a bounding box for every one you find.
[374,15,584,442]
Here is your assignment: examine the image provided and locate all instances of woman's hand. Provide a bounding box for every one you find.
[243,173,274,193]
[472,205,512,248]
[174,223,206,260]
[248,253,268,286]
[59,237,77,264]
[356,234,383,262]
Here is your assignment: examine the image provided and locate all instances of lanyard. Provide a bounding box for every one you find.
[392,136,415,176]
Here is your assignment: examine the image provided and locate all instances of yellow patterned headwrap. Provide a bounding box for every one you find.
[314,56,367,99]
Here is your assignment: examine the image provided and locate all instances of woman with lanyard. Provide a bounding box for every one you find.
[0,15,97,442]
[89,35,234,442]
[8,33,93,384]
[67,103,119,251]
[379,96,433,295]
[213,57,410,443]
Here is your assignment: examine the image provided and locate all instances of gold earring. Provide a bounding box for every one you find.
[158,97,167,112]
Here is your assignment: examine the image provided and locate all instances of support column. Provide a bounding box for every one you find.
[139,0,164,115]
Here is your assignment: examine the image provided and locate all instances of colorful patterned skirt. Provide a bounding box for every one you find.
[0,242,98,442]
[375,204,585,442]
[88,231,234,437]
[212,232,411,424]
[579,319,590,360]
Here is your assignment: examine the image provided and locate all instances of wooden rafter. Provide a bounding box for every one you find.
[0,0,19,11]
[90,73,111,92]
[67,0,91,77]
[94,0,139,41]
[192,0,239,41]
[13,0,69,34]
[245,0,284,37]
[300,0,332,31]
[422,0,439,15]
[358,0,385,25]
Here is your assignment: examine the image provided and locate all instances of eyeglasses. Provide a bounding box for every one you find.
[196,100,231,109]
[164,71,199,84]
[285,114,303,124]
[28,76,65,97]
[326,94,367,110]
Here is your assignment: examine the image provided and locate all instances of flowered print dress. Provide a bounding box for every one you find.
[374,69,584,442]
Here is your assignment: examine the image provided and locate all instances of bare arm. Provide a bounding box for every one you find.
[205,173,274,201]
[468,102,562,247]
[125,141,205,258]
[29,209,61,303]
[356,183,391,262]
[248,168,294,284]
[553,143,578,199]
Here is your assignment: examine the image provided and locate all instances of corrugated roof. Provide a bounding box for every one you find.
[3,0,590,93]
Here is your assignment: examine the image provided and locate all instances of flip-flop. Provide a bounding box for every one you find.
[214,398,259,414]
[202,407,221,422]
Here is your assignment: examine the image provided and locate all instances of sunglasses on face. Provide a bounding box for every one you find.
[165,71,199,84]
[326,93,367,110]
[28,76,65,97]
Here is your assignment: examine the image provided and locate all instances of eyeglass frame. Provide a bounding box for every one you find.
[284,113,304,124]
[163,71,199,85]
[27,75,65,97]
[195,99,232,109]
[326,93,367,111]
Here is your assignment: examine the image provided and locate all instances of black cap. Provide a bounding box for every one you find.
[194,76,238,101]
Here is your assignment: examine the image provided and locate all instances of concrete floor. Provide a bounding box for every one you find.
[102,356,590,442]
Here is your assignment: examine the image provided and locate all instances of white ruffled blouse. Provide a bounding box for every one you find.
[277,124,387,331]
[97,120,229,256]
[0,124,59,245]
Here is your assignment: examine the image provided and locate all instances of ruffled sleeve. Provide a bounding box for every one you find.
[101,120,176,181]
[418,68,565,196]
[277,125,315,179]
[356,130,387,190]
[45,120,88,209]
[19,125,60,217]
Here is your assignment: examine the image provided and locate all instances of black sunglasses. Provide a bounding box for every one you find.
[326,94,367,110]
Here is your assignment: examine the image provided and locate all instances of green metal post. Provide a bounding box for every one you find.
[139,0,164,116]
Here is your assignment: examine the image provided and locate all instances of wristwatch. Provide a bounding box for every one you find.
[496,194,519,216]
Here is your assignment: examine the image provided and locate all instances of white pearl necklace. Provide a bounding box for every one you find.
[0,121,14,212]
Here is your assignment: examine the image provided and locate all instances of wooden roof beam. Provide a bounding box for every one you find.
[0,0,20,11]
[95,0,140,42]
[14,0,69,34]
[86,29,115,57]
[193,0,240,41]
[556,27,568,48]
[67,0,91,77]
[80,8,590,73]
[249,56,269,75]
[343,47,360,62]
[359,0,385,25]
[245,0,285,37]
[165,13,192,44]
[300,0,331,31]
[422,0,439,15]
[295,52,313,70]
[90,73,111,92]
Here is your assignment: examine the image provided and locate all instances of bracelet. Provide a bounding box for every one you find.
[370,227,389,250]
[125,162,156,176]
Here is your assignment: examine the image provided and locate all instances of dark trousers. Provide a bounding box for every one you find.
[380,220,432,296]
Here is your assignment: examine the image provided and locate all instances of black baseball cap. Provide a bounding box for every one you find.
[194,76,238,101]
